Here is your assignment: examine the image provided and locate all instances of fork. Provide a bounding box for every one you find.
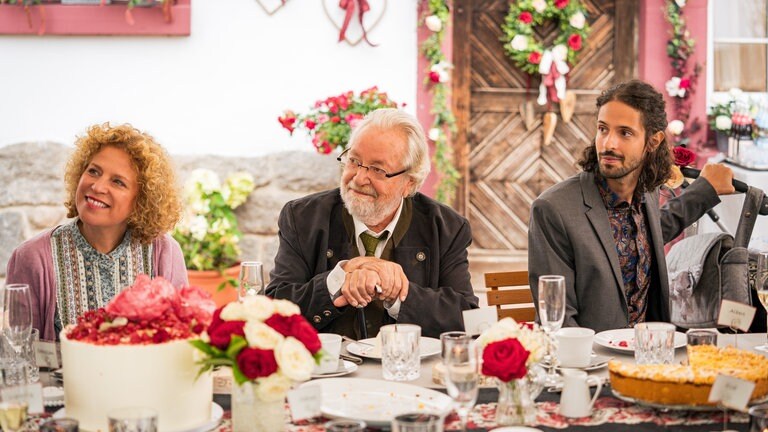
[341,335,375,347]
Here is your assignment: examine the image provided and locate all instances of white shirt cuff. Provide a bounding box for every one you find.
[384,298,401,319]
[326,261,348,299]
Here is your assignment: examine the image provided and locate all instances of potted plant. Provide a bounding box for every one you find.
[277,86,401,154]
[172,168,255,307]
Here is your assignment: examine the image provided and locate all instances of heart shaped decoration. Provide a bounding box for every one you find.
[254,0,288,16]
[322,0,387,46]
[542,112,558,146]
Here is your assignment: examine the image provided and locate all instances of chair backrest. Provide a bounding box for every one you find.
[484,271,536,322]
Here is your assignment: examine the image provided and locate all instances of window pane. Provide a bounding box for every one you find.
[714,43,768,92]
[713,0,767,38]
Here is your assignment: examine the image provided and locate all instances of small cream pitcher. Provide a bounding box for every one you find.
[559,368,603,418]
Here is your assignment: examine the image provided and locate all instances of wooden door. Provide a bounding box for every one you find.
[453,0,638,260]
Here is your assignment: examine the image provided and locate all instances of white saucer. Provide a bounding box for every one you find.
[54,402,223,432]
[311,359,358,378]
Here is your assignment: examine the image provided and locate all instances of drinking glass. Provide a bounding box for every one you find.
[392,413,442,432]
[634,322,675,365]
[3,285,31,360]
[0,401,28,432]
[749,403,768,432]
[538,275,566,386]
[324,419,366,432]
[756,251,768,351]
[238,261,265,300]
[441,333,477,432]
[381,324,421,381]
[40,418,79,432]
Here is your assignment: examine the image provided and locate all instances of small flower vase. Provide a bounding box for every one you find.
[231,381,286,432]
[494,364,545,426]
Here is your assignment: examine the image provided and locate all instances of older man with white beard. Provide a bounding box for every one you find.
[266,108,478,339]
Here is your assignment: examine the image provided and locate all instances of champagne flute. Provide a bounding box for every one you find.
[238,261,265,300]
[0,400,28,432]
[538,275,566,386]
[755,252,768,351]
[441,334,478,432]
[2,285,31,360]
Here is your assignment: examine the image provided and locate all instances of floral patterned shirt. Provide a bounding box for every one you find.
[595,176,652,326]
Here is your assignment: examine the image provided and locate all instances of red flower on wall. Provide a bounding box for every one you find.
[568,34,582,51]
[527,51,542,64]
[519,11,533,24]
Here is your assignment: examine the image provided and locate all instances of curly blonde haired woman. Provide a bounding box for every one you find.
[6,123,188,341]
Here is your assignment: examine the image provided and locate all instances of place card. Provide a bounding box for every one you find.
[34,341,60,369]
[0,383,43,414]
[212,368,232,394]
[462,307,498,336]
[708,374,755,411]
[287,386,321,421]
[717,299,756,332]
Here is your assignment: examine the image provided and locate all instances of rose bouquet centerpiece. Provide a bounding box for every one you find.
[173,169,255,273]
[476,318,549,426]
[278,86,401,154]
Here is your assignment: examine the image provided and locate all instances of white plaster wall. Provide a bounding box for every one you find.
[0,0,418,157]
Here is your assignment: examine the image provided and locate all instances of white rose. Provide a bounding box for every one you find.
[532,0,546,13]
[552,44,568,62]
[220,301,247,321]
[274,337,315,382]
[668,119,685,136]
[240,296,277,321]
[510,34,528,51]
[244,321,284,350]
[428,128,440,141]
[729,88,744,99]
[569,11,585,29]
[675,0,686,7]
[272,299,301,317]
[713,93,731,106]
[425,15,442,32]
[715,115,733,131]
[256,372,293,402]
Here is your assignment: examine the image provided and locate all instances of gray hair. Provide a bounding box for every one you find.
[347,108,431,195]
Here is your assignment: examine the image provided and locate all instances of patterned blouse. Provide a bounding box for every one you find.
[49,220,154,335]
[595,176,652,326]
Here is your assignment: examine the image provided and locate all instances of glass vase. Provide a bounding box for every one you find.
[231,381,286,432]
[495,365,544,426]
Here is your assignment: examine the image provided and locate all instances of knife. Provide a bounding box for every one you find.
[340,353,363,365]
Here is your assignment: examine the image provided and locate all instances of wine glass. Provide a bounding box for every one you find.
[755,251,768,351]
[238,261,265,300]
[2,285,31,360]
[441,333,478,432]
[538,275,566,386]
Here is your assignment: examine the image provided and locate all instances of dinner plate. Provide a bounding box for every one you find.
[54,403,223,432]
[346,337,441,360]
[594,328,686,353]
[300,378,452,426]
[311,360,358,378]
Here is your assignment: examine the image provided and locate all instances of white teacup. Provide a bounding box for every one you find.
[555,327,594,368]
[315,334,342,374]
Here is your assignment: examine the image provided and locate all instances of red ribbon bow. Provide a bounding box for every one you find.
[338,0,377,47]
[541,66,561,104]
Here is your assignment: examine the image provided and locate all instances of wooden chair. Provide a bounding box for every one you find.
[484,271,537,322]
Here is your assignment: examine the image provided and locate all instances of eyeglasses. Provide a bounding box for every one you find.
[337,149,409,180]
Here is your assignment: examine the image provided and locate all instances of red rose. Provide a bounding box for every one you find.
[305,119,317,130]
[319,142,332,155]
[264,314,322,354]
[482,338,530,382]
[555,0,569,8]
[527,51,542,65]
[278,111,297,134]
[680,78,691,89]
[428,71,441,83]
[519,11,533,24]
[330,116,341,123]
[568,34,582,51]
[237,347,278,380]
[208,320,245,350]
[673,146,696,167]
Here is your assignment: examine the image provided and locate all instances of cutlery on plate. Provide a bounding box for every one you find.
[340,354,363,364]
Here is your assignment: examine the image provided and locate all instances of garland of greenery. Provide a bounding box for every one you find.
[665,0,702,147]
[421,0,459,206]
[501,0,590,76]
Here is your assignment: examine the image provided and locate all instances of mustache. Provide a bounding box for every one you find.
[599,151,624,160]
[346,182,378,198]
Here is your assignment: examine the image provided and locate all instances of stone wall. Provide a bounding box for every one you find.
[0,142,341,281]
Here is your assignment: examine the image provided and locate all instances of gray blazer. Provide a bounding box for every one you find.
[528,171,720,332]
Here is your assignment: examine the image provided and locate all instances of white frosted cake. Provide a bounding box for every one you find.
[61,335,212,432]
[60,275,216,432]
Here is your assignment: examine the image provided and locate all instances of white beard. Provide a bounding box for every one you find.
[340,180,401,228]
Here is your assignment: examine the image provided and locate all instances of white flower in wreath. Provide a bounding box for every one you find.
[430,61,453,83]
[244,320,284,350]
[675,0,686,7]
[569,11,586,29]
[532,0,547,13]
[425,15,442,32]
[665,77,686,98]
[510,34,528,51]
[668,119,685,136]
[275,337,315,382]
[716,115,732,131]
[256,372,293,402]
[552,44,568,62]
[428,128,440,141]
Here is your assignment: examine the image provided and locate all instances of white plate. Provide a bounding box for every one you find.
[311,360,358,378]
[300,378,452,426]
[54,403,223,432]
[594,328,686,353]
[346,337,441,360]
[542,354,612,371]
